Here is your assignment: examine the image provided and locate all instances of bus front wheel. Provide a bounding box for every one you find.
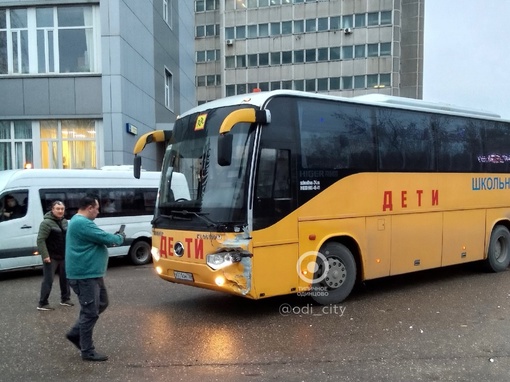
[129,240,152,265]
[485,225,510,272]
[311,242,357,305]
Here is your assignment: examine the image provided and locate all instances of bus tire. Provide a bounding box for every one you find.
[484,225,510,272]
[311,242,357,305]
[129,240,152,265]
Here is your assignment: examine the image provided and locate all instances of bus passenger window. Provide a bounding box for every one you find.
[274,150,291,199]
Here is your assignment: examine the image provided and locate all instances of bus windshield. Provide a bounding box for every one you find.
[156,106,255,230]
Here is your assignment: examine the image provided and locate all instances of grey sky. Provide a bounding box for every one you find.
[423,1,510,119]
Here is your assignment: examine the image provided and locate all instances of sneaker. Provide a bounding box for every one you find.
[81,351,108,362]
[60,300,74,307]
[37,304,55,311]
[66,333,81,350]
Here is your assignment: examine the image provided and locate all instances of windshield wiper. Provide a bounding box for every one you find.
[179,210,227,231]
[151,213,191,225]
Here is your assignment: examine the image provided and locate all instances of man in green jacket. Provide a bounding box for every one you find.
[37,200,72,310]
[65,196,125,362]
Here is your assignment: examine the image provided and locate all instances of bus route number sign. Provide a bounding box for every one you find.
[194,114,207,131]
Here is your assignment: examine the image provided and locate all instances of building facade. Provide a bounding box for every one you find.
[0,0,196,171]
[195,0,423,104]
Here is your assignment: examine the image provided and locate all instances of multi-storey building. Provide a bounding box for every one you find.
[195,0,423,104]
[0,0,195,171]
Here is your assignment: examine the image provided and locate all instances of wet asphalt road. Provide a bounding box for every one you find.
[1,258,510,382]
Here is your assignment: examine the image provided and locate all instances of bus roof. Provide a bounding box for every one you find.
[179,90,505,122]
[0,169,160,191]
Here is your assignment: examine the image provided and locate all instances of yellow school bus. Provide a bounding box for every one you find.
[133,90,510,304]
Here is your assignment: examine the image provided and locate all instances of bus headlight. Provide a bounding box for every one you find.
[206,253,233,270]
[151,247,161,262]
[206,250,252,270]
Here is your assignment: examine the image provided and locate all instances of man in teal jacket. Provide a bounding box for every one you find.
[65,196,125,362]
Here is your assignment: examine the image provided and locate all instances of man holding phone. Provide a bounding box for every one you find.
[65,196,126,362]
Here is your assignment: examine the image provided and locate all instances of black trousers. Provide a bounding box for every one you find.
[38,259,70,305]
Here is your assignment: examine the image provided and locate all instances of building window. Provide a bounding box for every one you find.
[305,49,317,62]
[381,11,392,25]
[294,50,304,63]
[226,84,235,96]
[0,5,99,75]
[248,25,258,38]
[259,23,269,37]
[317,48,328,61]
[367,74,379,88]
[355,14,366,27]
[270,52,281,65]
[342,15,353,29]
[40,120,96,169]
[259,53,269,66]
[293,20,304,33]
[380,42,391,56]
[305,19,316,32]
[1,120,99,170]
[225,27,235,39]
[342,46,353,60]
[282,80,292,89]
[317,17,328,31]
[380,73,391,86]
[317,78,328,91]
[282,21,292,35]
[248,54,258,67]
[163,0,169,24]
[196,25,205,37]
[354,75,365,89]
[330,77,340,90]
[196,0,219,12]
[236,55,247,68]
[354,44,366,58]
[7,9,29,74]
[282,51,292,64]
[270,22,280,36]
[236,26,246,39]
[367,12,379,26]
[330,47,340,60]
[342,76,353,90]
[367,44,379,57]
[165,69,173,110]
[206,75,216,86]
[0,121,33,170]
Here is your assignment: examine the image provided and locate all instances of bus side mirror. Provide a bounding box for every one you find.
[217,134,233,166]
[134,156,142,179]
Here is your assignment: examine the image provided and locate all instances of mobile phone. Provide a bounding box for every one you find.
[118,224,126,234]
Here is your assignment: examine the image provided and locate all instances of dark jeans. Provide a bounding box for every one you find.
[38,259,70,306]
[67,278,109,354]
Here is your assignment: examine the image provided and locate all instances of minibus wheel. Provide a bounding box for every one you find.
[311,242,356,305]
[485,225,510,272]
[129,240,152,265]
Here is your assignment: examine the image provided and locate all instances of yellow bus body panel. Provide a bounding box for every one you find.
[152,172,510,299]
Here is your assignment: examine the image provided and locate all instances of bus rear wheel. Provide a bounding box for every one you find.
[311,242,357,305]
[485,225,510,272]
[129,240,152,265]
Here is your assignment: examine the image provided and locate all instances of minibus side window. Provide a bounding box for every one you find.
[0,191,28,221]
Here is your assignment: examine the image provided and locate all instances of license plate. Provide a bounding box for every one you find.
[174,271,194,282]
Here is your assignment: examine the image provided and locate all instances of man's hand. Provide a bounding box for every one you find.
[43,257,51,264]
[115,232,126,241]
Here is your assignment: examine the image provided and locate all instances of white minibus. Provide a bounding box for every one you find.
[0,168,189,271]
